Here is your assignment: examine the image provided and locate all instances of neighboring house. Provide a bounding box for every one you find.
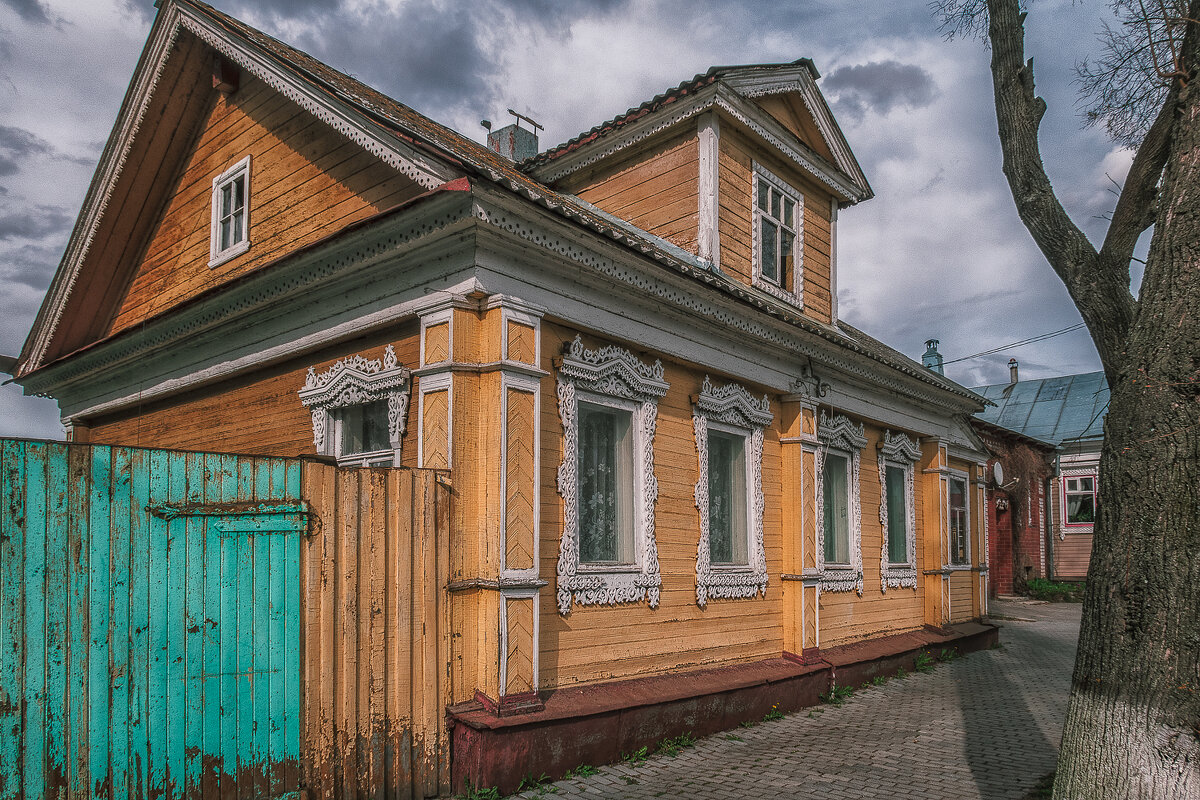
[13,0,997,791]
[973,365,1109,581]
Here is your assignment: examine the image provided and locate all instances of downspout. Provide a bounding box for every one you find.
[1046,450,1061,580]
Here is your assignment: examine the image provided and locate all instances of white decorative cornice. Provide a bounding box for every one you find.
[555,338,667,614]
[877,430,920,592]
[298,345,411,451]
[693,376,773,430]
[692,377,771,607]
[816,412,866,595]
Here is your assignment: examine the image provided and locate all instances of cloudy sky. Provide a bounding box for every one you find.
[0,0,1144,439]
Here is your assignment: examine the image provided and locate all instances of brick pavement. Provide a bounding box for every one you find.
[510,599,1081,800]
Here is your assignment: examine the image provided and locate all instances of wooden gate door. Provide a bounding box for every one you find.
[0,440,304,800]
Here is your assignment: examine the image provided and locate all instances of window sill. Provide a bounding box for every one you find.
[209,238,250,269]
[752,277,803,308]
[819,566,863,595]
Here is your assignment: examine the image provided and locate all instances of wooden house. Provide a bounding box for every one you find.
[973,367,1109,582]
[12,0,997,792]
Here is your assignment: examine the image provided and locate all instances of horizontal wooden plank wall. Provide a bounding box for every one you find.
[301,463,451,800]
[106,71,425,338]
[0,440,303,800]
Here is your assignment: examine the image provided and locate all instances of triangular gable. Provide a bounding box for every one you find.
[17,0,461,377]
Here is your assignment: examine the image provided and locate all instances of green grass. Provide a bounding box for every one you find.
[1026,578,1084,602]
[724,733,743,741]
[870,674,888,686]
[621,746,649,766]
[820,684,855,706]
[914,651,936,673]
[762,704,785,721]
[657,731,697,757]
[517,773,550,792]
[739,719,757,729]
[938,647,959,662]
[457,780,501,800]
[562,764,598,780]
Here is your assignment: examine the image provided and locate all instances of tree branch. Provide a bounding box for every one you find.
[1098,84,1176,277]
[987,0,1138,371]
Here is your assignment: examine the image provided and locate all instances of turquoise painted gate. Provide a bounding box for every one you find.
[0,440,306,799]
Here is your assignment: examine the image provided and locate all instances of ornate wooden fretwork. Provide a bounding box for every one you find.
[555,336,669,615]
[298,345,411,453]
[816,412,867,595]
[877,430,921,592]
[692,377,773,607]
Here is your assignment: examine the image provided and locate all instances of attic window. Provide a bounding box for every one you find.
[752,163,803,305]
[209,155,251,267]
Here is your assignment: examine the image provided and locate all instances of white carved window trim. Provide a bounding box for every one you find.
[555,336,668,615]
[751,161,804,307]
[209,155,251,268]
[693,376,773,607]
[947,468,972,567]
[298,344,411,467]
[816,412,867,594]
[878,430,921,592]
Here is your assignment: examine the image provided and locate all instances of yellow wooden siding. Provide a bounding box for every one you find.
[507,320,537,364]
[563,131,699,254]
[86,326,420,463]
[505,388,537,571]
[537,322,783,689]
[108,75,424,337]
[504,598,536,695]
[753,94,837,163]
[949,572,974,622]
[717,126,834,324]
[424,322,450,364]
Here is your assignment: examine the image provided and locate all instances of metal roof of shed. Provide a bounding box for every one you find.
[972,371,1109,445]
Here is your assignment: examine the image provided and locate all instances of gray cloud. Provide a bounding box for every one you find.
[0,0,50,24]
[0,125,53,176]
[0,205,73,241]
[3,242,59,289]
[823,60,938,122]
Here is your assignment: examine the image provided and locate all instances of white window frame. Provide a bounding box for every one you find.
[555,336,668,615]
[1063,473,1098,527]
[816,412,866,594]
[947,469,972,567]
[878,430,920,592]
[574,391,642,567]
[209,155,251,268]
[692,377,772,607]
[751,162,804,306]
[299,345,410,468]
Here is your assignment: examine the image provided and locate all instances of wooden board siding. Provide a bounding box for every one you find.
[507,320,537,364]
[717,125,834,323]
[421,389,450,470]
[753,94,837,163]
[537,323,783,690]
[562,130,700,255]
[505,388,537,571]
[301,463,451,800]
[949,571,975,622]
[86,325,419,462]
[424,322,450,365]
[815,423,927,649]
[504,598,536,696]
[105,74,425,338]
[1054,533,1093,580]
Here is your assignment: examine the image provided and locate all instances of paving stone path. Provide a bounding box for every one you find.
[511,599,1081,800]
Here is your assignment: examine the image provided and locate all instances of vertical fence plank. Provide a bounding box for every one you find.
[129,449,152,799]
[267,468,286,798]
[246,459,268,800]
[281,458,302,796]
[165,451,188,796]
[0,441,26,800]
[44,445,69,796]
[147,448,171,798]
[183,451,206,796]
[67,445,91,797]
[22,443,47,800]
[387,469,412,800]
[435,472,452,796]
[213,454,238,800]
[109,447,133,800]
[88,445,112,799]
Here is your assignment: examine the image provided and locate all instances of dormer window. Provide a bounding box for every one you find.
[209,155,251,267]
[752,163,803,304]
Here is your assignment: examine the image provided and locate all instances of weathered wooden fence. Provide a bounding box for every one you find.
[0,440,450,800]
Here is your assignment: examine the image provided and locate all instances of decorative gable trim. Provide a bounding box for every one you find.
[555,336,668,615]
[692,377,772,606]
[878,430,920,592]
[816,411,866,594]
[298,344,411,454]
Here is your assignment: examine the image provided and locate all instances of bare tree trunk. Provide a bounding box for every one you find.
[978,0,1200,796]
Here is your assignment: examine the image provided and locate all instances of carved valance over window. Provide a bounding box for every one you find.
[298,345,411,466]
[555,335,669,615]
[878,430,921,592]
[693,377,773,607]
[817,412,867,595]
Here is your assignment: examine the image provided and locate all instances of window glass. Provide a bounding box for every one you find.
[754,172,799,293]
[761,218,779,282]
[339,400,389,456]
[578,402,633,563]
[949,477,969,564]
[708,430,747,565]
[886,465,908,564]
[1066,475,1096,523]
[823,452,850,564]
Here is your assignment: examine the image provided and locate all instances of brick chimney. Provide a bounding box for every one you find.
[1008,358,1019,384]
[922,339,944,375]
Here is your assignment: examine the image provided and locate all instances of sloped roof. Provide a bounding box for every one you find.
[18,0,977,411]
[972,372,1109,445]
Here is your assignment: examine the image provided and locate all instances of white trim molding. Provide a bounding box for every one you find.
[751,161,804,308]
[555,335,669,615]
[877,430,921,592]
[298,344,411,465]
[208,154,251,268]
[692,377,773,607]
[697,112,721,268]
[816,411,867,594]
